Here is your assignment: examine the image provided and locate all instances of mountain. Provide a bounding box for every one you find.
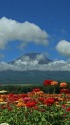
[0,53,70,84]
[0,70,70,84]
[9,53,52,65]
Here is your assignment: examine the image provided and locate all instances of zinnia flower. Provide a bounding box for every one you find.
[44,97,55,106]
[23,97,31,103]
[60,82,67,88]
[38,97,45,103]
[51,81,58,86]
[60,89,70,94]
[43,80,53,86]
[8,107,12,111]
[32,88,41,92]
[19,94,28,98]
[1,106,7,110]
[26,101,36,108]
[66,107,70,112]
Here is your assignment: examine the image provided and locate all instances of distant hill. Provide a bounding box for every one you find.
[0,70,70,84]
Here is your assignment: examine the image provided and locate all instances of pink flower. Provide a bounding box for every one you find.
[23,97,31,103]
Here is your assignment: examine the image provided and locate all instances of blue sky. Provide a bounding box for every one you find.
[0,0,70,62]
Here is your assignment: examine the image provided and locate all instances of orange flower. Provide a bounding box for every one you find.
[16,102,26,107]
[0,98,4,102]
[51,81,58,86]
[36,91,44,95]
[58,97,64,101]
[60,82,67,88]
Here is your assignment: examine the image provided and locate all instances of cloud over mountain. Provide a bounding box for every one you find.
[0,17,49,49]
[56,40,70,57]
[0,53,70,71]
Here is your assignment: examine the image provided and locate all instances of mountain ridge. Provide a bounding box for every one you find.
[0,70,70,84]
[9,52,52,65]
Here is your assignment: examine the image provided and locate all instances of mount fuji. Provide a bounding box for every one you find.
[9,52,52,65]
[0,53,70,84]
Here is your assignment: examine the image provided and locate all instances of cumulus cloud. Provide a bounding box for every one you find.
[56,40,70,57]
[36,54,45,61]
[0,17,49,49]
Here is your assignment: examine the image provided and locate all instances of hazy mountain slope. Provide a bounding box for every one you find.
[0,70,70,84]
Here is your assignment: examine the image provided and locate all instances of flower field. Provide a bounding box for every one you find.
[0,80,70,125]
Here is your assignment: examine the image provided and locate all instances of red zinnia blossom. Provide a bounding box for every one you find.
[43,80,53,86]
[44,98,55,106]
[1,106,7,110]
[13,95,19,101]
[60,89,70,94]
[26,101,36,108]
[8,94,14,98]
[32,88,41,92]
[19,94,28,98]
[8,107,12,111]
[53,97,59,102]
[38,97,45,103]
[66,107,70,112]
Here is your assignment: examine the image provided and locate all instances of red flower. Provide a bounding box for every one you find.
[60,89,70,94]
[8,107,12,111]
[26,101,36,108]
[8,94,14,98]
[32,88,41,92]
[66,107,70,112]
[44,98,55,106]
[53,97,59,102]
[1,106,7,110]
[19,94,28,98]
[38,97,45,103]
[43,80,53,86]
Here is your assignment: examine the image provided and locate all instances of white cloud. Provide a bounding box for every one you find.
[56,40,70,57]
[36,54,45,61]
[0,55,70,71]
[0,17,49,49]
